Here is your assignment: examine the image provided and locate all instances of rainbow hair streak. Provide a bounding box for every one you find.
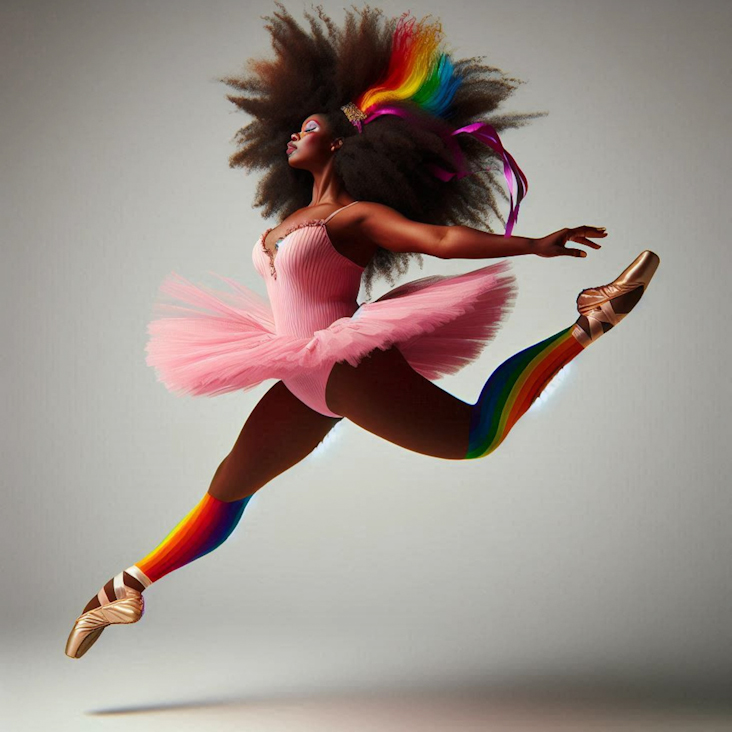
[345,13,528,235]
[356,15,460,120]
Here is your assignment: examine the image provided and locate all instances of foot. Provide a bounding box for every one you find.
[573,250,660,346]
[66,566,151,659]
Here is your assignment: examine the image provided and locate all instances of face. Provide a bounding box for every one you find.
[286,114,342,170]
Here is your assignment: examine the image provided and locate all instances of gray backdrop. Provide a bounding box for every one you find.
[2,0,730,729]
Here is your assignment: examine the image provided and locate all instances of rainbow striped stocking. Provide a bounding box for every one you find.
[466,325,585,459]
[127,493,251,586]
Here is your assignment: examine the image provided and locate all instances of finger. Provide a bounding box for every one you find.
[573,226,607,237]
[571,236,602,249]
[565,248,587,258]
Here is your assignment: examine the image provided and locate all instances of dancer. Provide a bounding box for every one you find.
[66,5,659,659]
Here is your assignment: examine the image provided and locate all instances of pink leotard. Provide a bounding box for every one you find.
[252,201,365,417]
[146,204,516,416]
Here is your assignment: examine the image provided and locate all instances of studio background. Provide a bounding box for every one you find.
[2,0,730,729]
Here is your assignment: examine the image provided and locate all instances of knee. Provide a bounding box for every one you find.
[208,456,261,502]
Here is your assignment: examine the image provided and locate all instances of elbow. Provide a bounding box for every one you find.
[433,226,453,259]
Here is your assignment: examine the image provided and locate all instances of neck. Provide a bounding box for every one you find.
[309,159,347,207]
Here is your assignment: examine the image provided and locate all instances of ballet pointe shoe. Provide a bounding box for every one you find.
[573,250,660,347]
[65,569,149,659]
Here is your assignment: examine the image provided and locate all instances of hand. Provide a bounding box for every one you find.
[533,226,608,258]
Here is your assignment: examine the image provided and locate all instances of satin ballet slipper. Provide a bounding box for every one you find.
[65,568,149,659]
[572,250,660,347]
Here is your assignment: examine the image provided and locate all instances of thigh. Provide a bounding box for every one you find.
[209,380,342,501]
[325,346,472,459]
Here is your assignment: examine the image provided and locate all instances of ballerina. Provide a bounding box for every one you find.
[66,5,659,659]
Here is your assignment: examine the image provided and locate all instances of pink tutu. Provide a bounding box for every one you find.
[145,262,516,399]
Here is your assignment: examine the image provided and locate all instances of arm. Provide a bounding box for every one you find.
[354,202,607,260]
[440,225,535,259]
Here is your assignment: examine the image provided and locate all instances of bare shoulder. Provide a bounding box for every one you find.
[350,201,403,225]
[324,201,396,228]
[329,201,413,240]
[336,201,447,256]
[324,201,388,267]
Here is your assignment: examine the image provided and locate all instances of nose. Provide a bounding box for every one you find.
[290,132,300,141]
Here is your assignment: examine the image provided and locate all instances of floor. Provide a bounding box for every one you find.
[3,629,731,732]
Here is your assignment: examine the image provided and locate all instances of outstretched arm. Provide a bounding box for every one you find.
[353,202,608,260]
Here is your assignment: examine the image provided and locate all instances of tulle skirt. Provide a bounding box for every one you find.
[145,262,516,403]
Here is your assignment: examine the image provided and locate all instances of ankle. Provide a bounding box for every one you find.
[574,285,645,348]
[573,314,609,342]
[123,565,152,593]
[82,567,151,614]
[122,571,146,593]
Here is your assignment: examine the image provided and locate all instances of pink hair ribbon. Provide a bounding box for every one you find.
[361,107,528,236]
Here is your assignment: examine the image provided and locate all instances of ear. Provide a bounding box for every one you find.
[330,137,344,152]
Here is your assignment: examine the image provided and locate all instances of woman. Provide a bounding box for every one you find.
[66,5,658,659]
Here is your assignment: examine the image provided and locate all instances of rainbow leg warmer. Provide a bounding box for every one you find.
[131,492,251,585]
[466,325,584,459]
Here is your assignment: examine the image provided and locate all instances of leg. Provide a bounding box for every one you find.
[326,346,472,459]
[67,381,340,658]
[127,380,340,584]
[325,324,600,460]
[208,379,342,502]
[93,380,340,602]
[326,251,659,460]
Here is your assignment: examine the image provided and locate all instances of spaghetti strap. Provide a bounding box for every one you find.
[323,200,361,225]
